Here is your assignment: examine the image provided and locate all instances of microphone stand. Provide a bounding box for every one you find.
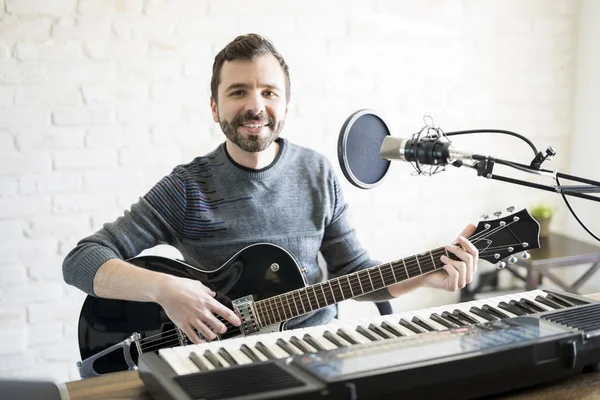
[458,155,600,203]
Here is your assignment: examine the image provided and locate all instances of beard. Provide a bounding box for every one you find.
[219,110,285,153]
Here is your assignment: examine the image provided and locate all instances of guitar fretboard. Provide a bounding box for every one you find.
[254,246,451,327]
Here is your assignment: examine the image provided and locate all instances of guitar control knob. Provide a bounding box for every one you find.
[521,251,531,259]
[508,255,517,264]
[496,261,507,269]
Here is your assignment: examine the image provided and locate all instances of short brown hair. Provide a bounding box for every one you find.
[211,33,291,102]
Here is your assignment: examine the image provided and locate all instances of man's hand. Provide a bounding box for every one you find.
[155,275,241,344]
[422,224,479,292]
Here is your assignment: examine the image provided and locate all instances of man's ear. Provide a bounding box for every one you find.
[210,97,219,122]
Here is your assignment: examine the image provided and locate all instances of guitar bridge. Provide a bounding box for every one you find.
[232,295,261,336]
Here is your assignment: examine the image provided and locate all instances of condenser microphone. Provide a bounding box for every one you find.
[379,136,474,165]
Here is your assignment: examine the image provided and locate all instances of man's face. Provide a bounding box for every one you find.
[210,54,288,153]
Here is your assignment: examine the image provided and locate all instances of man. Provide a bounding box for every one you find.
[63,33,479,344]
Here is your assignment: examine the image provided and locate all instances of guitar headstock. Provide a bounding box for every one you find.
[470,207,540,269]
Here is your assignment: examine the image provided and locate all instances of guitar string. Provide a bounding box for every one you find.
[135,225,524,349]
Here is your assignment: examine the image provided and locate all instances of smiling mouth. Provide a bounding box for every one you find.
[241,123,266,128]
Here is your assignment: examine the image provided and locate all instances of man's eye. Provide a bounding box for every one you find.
[264,91,275,97]
[231,90,244,96]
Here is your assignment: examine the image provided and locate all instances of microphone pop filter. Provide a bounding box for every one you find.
[337,109,391,189]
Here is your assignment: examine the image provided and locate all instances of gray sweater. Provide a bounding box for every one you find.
[62,138,392,329]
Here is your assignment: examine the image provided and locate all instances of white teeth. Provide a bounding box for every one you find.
[243,124,263,128]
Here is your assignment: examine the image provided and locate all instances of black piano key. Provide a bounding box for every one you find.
[546,293,577,308]
[535,295,563,309]
[441,311,467,326]
[368,323,394,338]
[189,351,210,371]
[276,338,298,356]
[399,318,424,334]
[469,306,498,321]
[411,316,438,332]
[203,350,224,368]
[430,313,457,329]
[356,325,380,341]
[242,343,265,362]
[337,328,360,345]
[519,299,545,313]
[303,334,326,352]
[217,348,238,366]
[481,304,510,319]
[509,300,535,314]
[452,310,480,325]
[498,301,526,316]
[323,331,345,347]
[290,336,312,353]
[380,321,405,337]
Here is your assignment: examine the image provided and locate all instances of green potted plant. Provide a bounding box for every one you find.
[530,203,553,238]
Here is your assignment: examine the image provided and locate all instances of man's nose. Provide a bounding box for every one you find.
[245,92,266,114]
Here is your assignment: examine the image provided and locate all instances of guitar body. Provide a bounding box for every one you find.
[77,243,306,375]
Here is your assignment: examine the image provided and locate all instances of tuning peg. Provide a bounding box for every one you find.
[481,214,489,220]
[508,255,518,264]
[507,206,515,213]
[493,211,502,218]
[521,251,531,259]
[496,261,507,269]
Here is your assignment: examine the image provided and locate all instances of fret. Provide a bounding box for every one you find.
[402,258,410,278]
[429,251,437,270]
[378,267,386,287]
[301,288,313,312]
[346,275,355,297]
[272,297,283,322]
[296,290,306,315]
[277,296,288,320]
[357,271,365,294]
[415,255,423,274]
[328,281,336,303]
[257,302,269,327]
[382,264,395,286]
[267,298,276,325]
[337,279,346,300]
[312,286,321,309]
[291,291,301,316]
[320,284,331,306]
[389,262,397,282]
[371,267,384,289]
[331,278,343,301]
[367,269,375,292]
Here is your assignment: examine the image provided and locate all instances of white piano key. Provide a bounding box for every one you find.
[159,347,196,375]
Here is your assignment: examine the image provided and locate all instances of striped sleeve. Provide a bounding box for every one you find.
[143,172,187,235]
[332,174,345,221]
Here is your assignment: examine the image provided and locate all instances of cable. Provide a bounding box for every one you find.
[556,175,600,242]
[445,129,539,157]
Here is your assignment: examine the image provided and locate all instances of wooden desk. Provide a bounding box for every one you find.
[65,293,600,400]
[515,232,600,292]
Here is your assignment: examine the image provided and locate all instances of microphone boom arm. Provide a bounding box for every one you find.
[461,155,600,202]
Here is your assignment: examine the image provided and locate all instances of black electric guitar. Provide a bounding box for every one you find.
[76,208,540,377]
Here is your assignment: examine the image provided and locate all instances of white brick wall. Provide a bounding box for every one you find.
[0,0,593,385]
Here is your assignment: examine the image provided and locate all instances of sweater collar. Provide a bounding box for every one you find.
[220,138,287,180]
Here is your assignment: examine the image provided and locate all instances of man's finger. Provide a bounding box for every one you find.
[182,325,204,345]
[208,299,242,326]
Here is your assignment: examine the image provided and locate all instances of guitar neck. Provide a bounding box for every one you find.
[254,246,450,326]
